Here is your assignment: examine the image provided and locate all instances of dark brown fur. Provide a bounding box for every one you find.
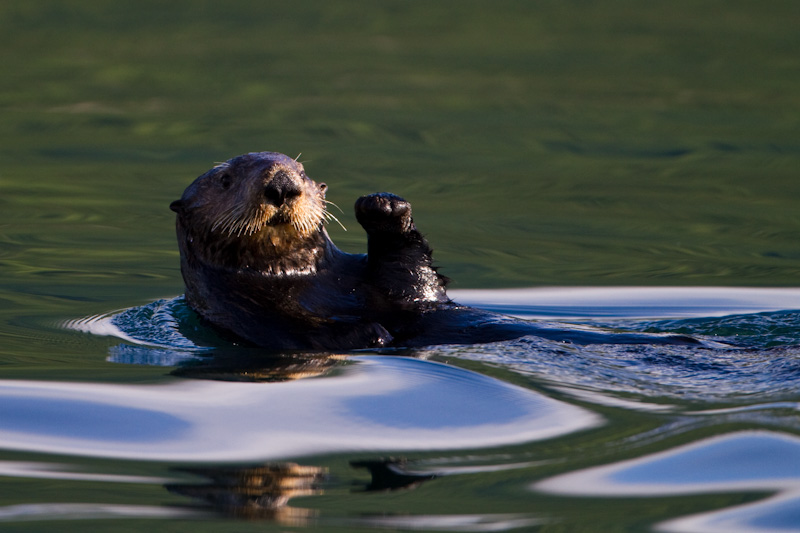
[171,152,702,350]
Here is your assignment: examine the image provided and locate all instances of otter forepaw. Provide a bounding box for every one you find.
[355,193,414,234]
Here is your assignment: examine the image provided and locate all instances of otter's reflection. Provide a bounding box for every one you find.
[351,457,438,492]
[90,341,601,521]
[166,352,443,520]
[165,457,442,522]
[169,349,347,382]
[166,463,326,523]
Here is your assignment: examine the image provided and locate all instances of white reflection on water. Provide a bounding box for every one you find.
[0,461,168,484]
[535,431,800,533]
[658,491,800,533]
[0,503,202,522]
[0,357,600,462]
[349,513,545,531]
[450,287,800,319]
[536,431,800,495]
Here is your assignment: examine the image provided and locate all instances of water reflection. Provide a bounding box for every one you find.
[57,287,800,528]
[0,503,202,522]
[0,356,601,462]
[0,350,598,525]
[659,491,800,533]
[167,463,325,523]
[351,458,439,492]
[347,513,545,531]
[170,351,346,382]
[535,431,800,533]
[0,460,168,484]
[350,456,540,492]
[449,287,800,320]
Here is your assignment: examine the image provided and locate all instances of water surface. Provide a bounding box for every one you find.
[1,1,800,531]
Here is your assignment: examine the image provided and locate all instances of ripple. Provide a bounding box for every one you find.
[0,503,201,522]
[75,289,800,402]
[0,357,601,462]
[449,287,800,320]
[348,513,545,531]
[534,431,800,533]
[442,338,800,401]
[64,296,214,367]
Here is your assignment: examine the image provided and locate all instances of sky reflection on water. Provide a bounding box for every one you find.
[449,287,800,320]
[536,431,800,533]
[0,503,202,522]
[0,356,600,462]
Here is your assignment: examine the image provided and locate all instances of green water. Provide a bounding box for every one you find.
[1,1,800,531]
[3,1,799,292]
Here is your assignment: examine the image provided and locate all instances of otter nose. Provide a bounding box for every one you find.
[264,170,301,206]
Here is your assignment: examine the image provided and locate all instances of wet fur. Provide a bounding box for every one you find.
[171,152,701,350]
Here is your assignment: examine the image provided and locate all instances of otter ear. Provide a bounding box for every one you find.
[169,199,184,213]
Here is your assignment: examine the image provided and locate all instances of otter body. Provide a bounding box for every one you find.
[171,152,698,350]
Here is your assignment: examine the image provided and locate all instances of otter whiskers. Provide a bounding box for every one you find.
[210,199,341,238]
[210,204,270,237]
[322,200,347,232]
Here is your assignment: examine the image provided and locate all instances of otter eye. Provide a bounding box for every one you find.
[219,173,232,190]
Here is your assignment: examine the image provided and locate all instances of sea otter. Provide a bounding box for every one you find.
[170,152,699,350]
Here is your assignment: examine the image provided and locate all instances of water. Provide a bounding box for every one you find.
[2,1,800,531]
[5,291,800,532]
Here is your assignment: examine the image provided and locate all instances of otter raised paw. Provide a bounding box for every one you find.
[355,192,414,235]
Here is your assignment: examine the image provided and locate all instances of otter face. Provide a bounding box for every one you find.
[171,152,329,240]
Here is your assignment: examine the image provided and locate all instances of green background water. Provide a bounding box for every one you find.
[1,1,800,531]
[2,0,799,299]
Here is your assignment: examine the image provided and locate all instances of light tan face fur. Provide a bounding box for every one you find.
[210,163,324,238]
[180,152,333,248]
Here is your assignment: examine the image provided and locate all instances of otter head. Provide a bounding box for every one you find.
[170,152,332,273]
